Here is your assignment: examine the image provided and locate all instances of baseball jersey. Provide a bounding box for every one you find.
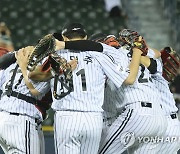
[104,48,162,111]
[98,48,167,154]
[51,44,130,112]
[0,70,5,89]
[0,63,50,120]
[0,70,5,98]
[148,49,178,115]
[102,47,129,116]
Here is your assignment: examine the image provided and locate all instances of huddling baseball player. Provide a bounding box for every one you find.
[118,30,180,153]
[0,37,80,153]
[0,47,9,98]
[146,46,180,154]
[87,31,167,154]
[0,46,52,154]
[26,22,147,154]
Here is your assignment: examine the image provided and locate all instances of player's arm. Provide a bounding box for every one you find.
[123,48,142,84]
[140,56,157,74]
[55,39,103,52]
[91,47,142,87]
[28,57,77,81]
[0,52,16,69]
[15,47,40,96]
[93,52,129,88]
[149,48,161,59]
[28,65,52,81]
[147,48,161,60]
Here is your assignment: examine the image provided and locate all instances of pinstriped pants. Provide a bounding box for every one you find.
[54,111,103,154]
[157,115,180,154]
[0,112,44,154]
[98,102,167,154]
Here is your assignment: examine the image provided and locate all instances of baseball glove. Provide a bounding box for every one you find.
[41,53,73,100]
[160,47,180,82]
[119,29,148,56]
[41,53,72,80]
[27,34,56,71]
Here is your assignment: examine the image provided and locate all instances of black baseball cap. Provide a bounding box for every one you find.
[61,22,87,38]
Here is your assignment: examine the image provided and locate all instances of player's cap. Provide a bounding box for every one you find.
[89,33,107,42]
[61,22,87,37]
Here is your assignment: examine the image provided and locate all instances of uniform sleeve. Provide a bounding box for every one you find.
[156,58,163,74]
[89,51,129,88]
[147,48,155,58]
[65,40,103,52]
[147,58,157,74]
[0,70,5,88]
[100,43,129,66]
[0,52,16,69]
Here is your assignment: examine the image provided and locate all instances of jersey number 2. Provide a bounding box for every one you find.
[138,65,148,83]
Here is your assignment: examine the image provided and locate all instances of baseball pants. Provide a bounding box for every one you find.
[98,102,167,154]
[157,114,180,154]
[0,111,44,154]
[54,111,103,154]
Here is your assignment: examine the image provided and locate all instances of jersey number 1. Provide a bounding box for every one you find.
[72,69,87,91]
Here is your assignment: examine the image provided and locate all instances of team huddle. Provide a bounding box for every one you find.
[0,22,180,154]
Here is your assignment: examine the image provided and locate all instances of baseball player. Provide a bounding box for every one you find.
[0,70,4,98]
[28,22,145,154]
[0,47,9,98]
[87,33,167,154]
[0,46,51,154]
[146,47,180,154]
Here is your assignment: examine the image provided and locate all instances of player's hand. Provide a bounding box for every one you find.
[132,47,143,55]
[68,59,78,71]
[16,46,34,67]
[15,48,26,67]
[119,29,148,56]
[55,40,65,51]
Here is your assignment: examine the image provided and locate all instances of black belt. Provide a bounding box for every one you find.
[10,112,20,116]
[170,113,177,119]
[9,112,41,124]
[141,102,152,108]
[5,91,40,105]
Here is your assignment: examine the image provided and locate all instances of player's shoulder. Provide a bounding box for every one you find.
[147,48,155,58]
[101,43,119,52]
[6,63,16,70]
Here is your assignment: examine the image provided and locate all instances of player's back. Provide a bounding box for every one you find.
[113,48,162,109]
[0,63,50,119]
[51,50,107,112]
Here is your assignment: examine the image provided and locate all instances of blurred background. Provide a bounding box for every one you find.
[0,0,180,153]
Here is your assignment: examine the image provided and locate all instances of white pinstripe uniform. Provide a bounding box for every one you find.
[0,70,5,99]
[148,49,180,154]
[98,48,167,154]
[0,63,50,154]
[51,44,130,154]
[101,49,129,134]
